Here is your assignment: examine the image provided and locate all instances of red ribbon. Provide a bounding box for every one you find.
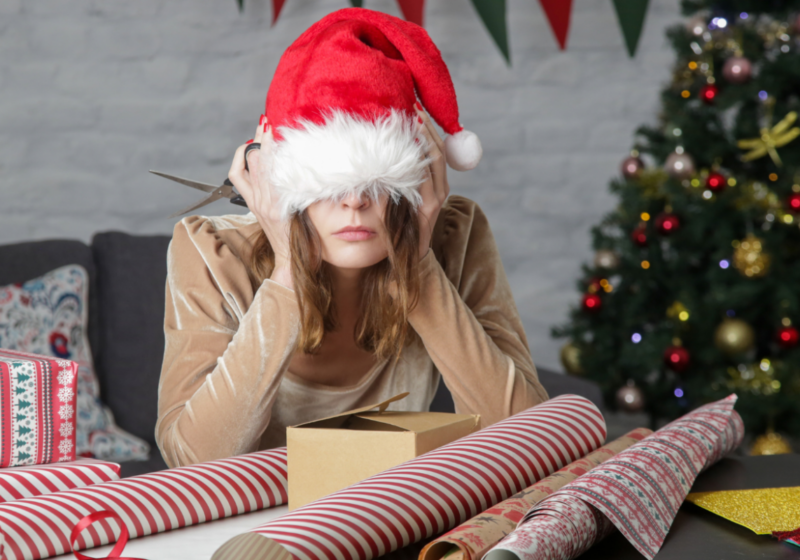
[70,511,147,560]
[773,527,800,541]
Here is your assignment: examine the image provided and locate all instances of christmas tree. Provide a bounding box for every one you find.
[553,1,800,452]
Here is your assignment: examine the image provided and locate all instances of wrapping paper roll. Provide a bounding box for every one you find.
[0,458,120,503]
[487,394,744,560]
[212,394,606,560]
[0,447,287,560]
[420,428,652,560]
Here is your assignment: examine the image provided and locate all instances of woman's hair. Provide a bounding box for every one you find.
[246,197,421,361]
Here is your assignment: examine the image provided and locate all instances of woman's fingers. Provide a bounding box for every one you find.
[415,107,445,154]
[415,114,448,203]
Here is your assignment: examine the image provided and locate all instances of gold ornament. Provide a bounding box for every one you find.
[593,249,620,269]
[750,431,793,456]
[732,235,771,278]
[634,168,669,198]
[714,318,755,355]
[560,342,583,375]
[666,301,690,322]
[737,111,800,167]
[726,359,780,395]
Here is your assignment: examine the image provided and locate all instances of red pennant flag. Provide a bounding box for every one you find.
[271,0,287,26]
[396,0,425,26]
[538,0,574,50]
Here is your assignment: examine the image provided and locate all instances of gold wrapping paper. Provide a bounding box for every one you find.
[419,428,653,560]
[686,487,800,534]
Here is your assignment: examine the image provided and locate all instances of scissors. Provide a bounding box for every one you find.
[150,142,260,218]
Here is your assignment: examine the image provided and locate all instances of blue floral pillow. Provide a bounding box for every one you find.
[0,265,149,462]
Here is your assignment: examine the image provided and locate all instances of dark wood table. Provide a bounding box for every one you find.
[581,454,800,559]
[383,454,800,559]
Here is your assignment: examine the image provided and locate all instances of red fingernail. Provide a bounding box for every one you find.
[263,123,268,132]
[417,116,423,124]
[414,101,422,111]
[259,114,266,125]
[246,139,254,144]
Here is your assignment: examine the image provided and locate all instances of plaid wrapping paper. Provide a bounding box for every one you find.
[487,394,744,560]
[0,447,287,560]
[0,458,120,504]
[210,394,607,560]
[0,349,79,467]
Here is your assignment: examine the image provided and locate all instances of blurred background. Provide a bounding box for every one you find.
[0,0,682,373]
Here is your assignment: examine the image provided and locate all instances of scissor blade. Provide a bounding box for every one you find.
[168,192,226,219]
[149,170,217,193]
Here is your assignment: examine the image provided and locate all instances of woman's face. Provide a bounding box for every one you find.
[306,193,391,269]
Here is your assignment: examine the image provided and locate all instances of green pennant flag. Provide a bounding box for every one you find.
[237,0,244,12]
[469,0,510,65]
[612,0,650,57]
[350,0,364,6]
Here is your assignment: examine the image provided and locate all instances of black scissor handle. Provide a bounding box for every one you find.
[244,142,261,172]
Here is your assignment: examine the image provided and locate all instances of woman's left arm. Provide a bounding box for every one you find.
[410,106,548,427]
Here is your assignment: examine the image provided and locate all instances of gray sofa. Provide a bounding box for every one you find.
[0,231,603,477]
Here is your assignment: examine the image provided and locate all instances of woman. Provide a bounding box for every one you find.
[156,8,548,468]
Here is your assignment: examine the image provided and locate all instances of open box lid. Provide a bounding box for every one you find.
[291,392,480,433]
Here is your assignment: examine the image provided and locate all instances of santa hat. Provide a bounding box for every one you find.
[263,7,482,218]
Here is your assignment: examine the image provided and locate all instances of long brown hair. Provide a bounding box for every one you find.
[246,197,421,361]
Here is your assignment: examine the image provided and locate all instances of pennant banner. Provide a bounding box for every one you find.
[612,0,650,57]
[538,0,574,50]
[470,0,509,63]
[397,0,425,26]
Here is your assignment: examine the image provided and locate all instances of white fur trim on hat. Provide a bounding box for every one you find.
[262,109,432,219]
[445,129,482,171]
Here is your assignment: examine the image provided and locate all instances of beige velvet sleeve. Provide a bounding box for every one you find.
[155,218,300,468]
[409,196,548,428]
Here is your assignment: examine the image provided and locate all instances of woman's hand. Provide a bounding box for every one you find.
[228,116,294,290]
[414,104,450,260]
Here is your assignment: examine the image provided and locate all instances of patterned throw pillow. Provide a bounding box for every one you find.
[0,265,149,462]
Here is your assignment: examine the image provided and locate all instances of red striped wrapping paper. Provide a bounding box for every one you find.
[0,447,288,560]
[0,458,120,503]
[486,394,744,560]
[211,394,607,560]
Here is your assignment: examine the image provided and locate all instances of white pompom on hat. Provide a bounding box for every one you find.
[263,7,482,218]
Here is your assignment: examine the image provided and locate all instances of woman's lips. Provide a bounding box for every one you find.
[332,226,376,241]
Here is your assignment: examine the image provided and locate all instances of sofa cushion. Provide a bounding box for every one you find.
[429,367,604,414]
[0,239,101,367]
[91,232,171,446]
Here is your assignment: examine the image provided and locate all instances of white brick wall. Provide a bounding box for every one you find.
[0,0,682,371]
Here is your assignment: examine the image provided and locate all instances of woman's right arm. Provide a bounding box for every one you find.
[155,218,300,468]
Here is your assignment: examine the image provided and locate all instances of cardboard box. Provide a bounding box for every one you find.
[287,392,480,510]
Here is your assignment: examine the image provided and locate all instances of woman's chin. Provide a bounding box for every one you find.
[322,243,389,270]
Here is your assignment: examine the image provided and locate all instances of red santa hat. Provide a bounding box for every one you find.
[263,7,482,218]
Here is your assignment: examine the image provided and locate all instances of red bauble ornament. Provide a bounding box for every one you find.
[664,346,690,372]
[655,213,680,235]
[706,171,727,192]
[776,326,799,349]
[621,156,645,179]
[787,193,800,214]
[699,84,719,104]
[582,293,602,313]
[631,224,648,247]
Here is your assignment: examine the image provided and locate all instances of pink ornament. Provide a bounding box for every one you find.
[722,57,752,84]
[621,155,645,179]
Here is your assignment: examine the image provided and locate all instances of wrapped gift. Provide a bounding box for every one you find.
[0,349,79,467]
[0,457,120,503]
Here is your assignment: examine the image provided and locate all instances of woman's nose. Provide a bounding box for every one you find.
[341,192,370,210]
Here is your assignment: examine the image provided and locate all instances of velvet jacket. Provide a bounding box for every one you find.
[156,195,548,467]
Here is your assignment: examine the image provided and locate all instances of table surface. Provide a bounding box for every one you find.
[51,454,800,560]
